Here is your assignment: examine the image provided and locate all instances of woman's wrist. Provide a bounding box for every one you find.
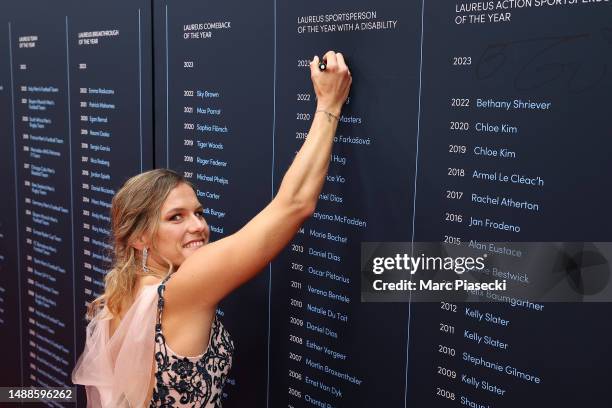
[314,109,340,123]
[315,103,342,119]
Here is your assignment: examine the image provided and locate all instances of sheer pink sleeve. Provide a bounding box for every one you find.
[72,284,159,408]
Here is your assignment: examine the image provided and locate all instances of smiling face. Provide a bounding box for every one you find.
[148,182,210,270]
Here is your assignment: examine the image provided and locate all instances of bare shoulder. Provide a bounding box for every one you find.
[137,274,163,288]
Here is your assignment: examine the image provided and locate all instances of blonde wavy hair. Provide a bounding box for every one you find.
[87,169,188,320]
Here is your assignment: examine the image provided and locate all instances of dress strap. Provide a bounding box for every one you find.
[155,274,173,333]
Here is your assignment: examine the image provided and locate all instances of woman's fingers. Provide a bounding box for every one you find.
[323,50,338,70]
[312,51,349,74]
[335,52,347,71]
[335,52,351,77]
[310,55,320,77]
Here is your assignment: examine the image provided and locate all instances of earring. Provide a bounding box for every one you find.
[142,247,150,273]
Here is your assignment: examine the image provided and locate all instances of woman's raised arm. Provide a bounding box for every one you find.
[168,51,352,309]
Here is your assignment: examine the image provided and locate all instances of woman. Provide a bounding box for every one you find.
[72,51,352,407]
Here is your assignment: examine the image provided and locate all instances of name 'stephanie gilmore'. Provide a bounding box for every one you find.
[372,253,486,275]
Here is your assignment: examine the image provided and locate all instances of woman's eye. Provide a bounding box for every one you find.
[170,214,182,221]
[196,211,205,218]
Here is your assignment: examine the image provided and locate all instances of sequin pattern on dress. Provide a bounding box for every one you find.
[150,275,234,407]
